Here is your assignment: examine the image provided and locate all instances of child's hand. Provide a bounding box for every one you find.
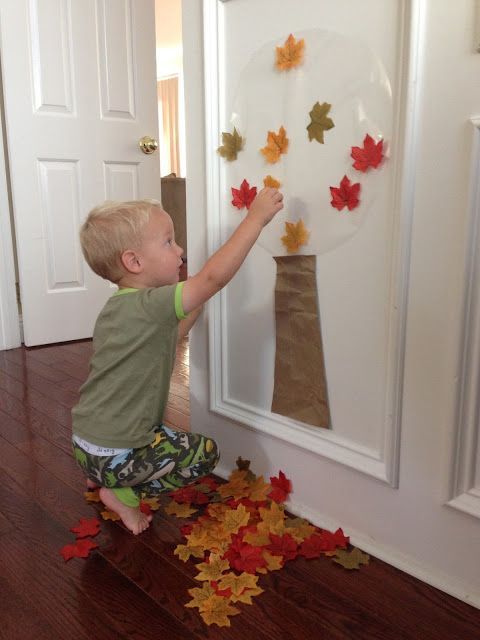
[247,188,284,227]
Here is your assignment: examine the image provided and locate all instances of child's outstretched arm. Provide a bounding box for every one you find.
[177,305,203,340]
[182,188,283,314]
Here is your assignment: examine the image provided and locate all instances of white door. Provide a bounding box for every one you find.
[0,0,160,346]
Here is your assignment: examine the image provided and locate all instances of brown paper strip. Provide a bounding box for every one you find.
[271,255,330,428]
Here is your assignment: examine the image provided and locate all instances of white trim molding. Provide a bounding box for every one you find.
[203,0,425,486]
[447,118,480,519]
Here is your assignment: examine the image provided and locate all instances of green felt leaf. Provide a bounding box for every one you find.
[306,102,335,144]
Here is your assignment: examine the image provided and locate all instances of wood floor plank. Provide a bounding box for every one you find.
[0,577,59,640]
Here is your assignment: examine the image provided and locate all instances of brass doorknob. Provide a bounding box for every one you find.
[139,136,158,154]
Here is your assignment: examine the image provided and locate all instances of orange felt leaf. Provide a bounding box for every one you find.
[200,595,240,627]
[164,501,198,518]
[281,219,310,254]
[243,528,271,547]
[258,502,286,535]
[222,504,250,535]
[141,497,161,511]
[195,553,230,581]
[217,475,250,500]
[260,126,289,164]
[83,489,101,503]
[263,175,281,188]
[100,509,120,521]
[275,34,305,71]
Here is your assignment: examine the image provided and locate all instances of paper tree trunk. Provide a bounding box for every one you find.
[271,255,330,428]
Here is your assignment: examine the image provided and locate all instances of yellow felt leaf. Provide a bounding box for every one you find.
[264,175,281,188]
[186,582,216,609]
[258,502,286,534]
[217,127,244,161]
[217,572,259,596]
[285,517,316,542]
[246,476,271,502]
[100,509,120,521]
[164,501,198,518]
[174,544,205,562]
[195,553,230,581]
[84,489,101,503]
[333,547,370,570]
[222,504,250,535]
[281,219,310,254]
[141,497,161,511]
[263,551,284,572]
[260,126,289,164]
[275,34,305,71]
[230,586,264,604]
[217,475,250,500]
[243,529,271,546]
[200,595,240,627]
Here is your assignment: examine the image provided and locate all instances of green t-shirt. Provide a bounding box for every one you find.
[72,283,187,448]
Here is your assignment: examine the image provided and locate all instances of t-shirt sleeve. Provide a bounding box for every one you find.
[140,283,188,324]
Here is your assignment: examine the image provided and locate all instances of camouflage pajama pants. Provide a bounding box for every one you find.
[72,425,219,507]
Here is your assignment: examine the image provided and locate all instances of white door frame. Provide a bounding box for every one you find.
[0,101,20,351]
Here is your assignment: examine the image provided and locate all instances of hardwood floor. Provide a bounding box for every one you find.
[1,339,479,639]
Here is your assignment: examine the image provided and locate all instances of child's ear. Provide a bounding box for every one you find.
[121,249,142,274]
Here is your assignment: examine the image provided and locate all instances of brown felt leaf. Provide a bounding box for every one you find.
[200,595,240,627]
[164,501,198,518]
[306,102,335,143]
[333,547,370,570]
[285,517,317,543]
[275,34,305,71]
[195,553,230,581]
[236,456,251,471]
[281,219,310,254]
[217,127,244,161]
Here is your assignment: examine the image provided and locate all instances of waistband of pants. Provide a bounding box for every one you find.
[72,435,131,457]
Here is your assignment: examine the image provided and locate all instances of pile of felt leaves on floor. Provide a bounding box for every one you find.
[164,458,370,627]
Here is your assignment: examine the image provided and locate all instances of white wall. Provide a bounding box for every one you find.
[184,0,480,606]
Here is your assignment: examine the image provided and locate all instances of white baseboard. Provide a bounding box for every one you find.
[214,462,480,610]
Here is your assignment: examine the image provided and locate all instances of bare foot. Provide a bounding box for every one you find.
[99,487,152,535]
[86,479,98,489]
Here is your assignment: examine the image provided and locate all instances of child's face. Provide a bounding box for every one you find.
[137,207,184,287]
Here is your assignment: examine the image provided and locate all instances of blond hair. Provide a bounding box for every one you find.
[80,199,161,283]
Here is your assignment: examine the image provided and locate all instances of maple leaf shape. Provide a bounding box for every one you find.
[200,595,240,627]
[217,474,250,500]
[217,127,245,161]
[258,501,286,534]
[275,34,305,71]
[217,572,259,596]
[141,497,160,511]
[206,503,230,521]
[266,533,298,562]
[260,126,289,164]
[268,470,292,503]
[174,544,205,563]
[170,486,209,505]
[231,179,257,210]
[194,475,219,491]
[83,489,101,503]
[101,509,120,521]
[60,538,99,562]
[236,457,251,471]
[139,502,152,516]
[246,476,271,502]
[262,550,284,572]
[333,547,370,570]
[69,517,100,539]
[330,175,361,211]
[306,102,335,144]
[284,518,316,543]
[164,501,198,518]
[243,528,271,547]
[222,504,250,535]
[230,586,264,605]
[195,553,230,581]
[263,175,281,188]
[351,134,384,172]
[223,537,267,574]
[186,582,217,610]
[298,534,328,559]
[321,528,349,550]
[281,219,310,254]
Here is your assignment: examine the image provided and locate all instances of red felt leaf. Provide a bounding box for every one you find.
[60,538,99,561]
[321,528,350,551]
[266,533,298,562]
[170,486,210,505]
[211,581,233,598]
[140,502,152,516]
[180,523,194,536]
[195,476,218,491]
[351,134,384,172]
[299,528,350,558]
[223,536,267,574]
[231,179,257,210]
[69,517,100,539]
[268,470,292,503]
[330,175,361,211]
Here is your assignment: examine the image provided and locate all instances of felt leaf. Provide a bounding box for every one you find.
[139,502,152,516]
[243,527,271,547]
[164,501,198,518]
[206,503,231,521]
[258,502,286,533]
[195,475,219,491]
[268,470,292,503]
[83,489,101,503]
[266,533,298,562]
[236,456,251,471]
[330,175,361,211]
[281,219,310,254]
[284,517,316,543]
[217,127,244,161]
[141,497,161,511]
[217,572,259,596]
[230,586,264,604]
[351,134,384,172]
[170,486,209,505]
[306,102,335,143]
[262,550,284,572]
[333,547,370,570]
[186,582,217,609]
[231,179,257,210]
[260,126,289,164]
[275,34,305,71]
[223,537,267,574]
[101,509,120,522]
[174,544,205,562]
[60,538,99,562]
[298,534,327,559]
[246,476,271,502]
[263,175,281,188]
[195,553,230,581]
[69,517,101,539]
[217,474,250,500]
[200,595,240,627]
[222,504,250,535]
